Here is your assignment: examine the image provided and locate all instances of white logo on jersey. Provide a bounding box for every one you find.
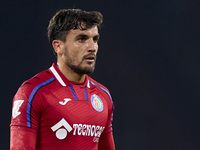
[51,118,72,140]
[51,119,105,142]
[12,100,24,118]
[73,124,105,137]
[59,98,72,105]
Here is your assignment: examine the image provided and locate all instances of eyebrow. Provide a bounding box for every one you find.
[75,34,100,39]
[76,34,89,39]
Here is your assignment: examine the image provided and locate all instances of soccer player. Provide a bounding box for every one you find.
[10,9,115,150]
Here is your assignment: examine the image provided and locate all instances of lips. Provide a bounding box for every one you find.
[84,55,96,62]
[85,55,95,59]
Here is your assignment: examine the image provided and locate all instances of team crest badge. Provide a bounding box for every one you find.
[91,94,103,112]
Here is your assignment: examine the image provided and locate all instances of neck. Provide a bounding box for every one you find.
[57,62,86,83]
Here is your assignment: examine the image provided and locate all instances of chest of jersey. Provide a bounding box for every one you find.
[39,84,108,143]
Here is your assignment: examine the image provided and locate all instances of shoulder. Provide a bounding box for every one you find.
[15,69,55,98]
[88,76,112,101]
[21,69,55,89]
[88,76,109,91]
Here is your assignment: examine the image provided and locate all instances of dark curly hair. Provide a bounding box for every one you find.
[47,9,103,56]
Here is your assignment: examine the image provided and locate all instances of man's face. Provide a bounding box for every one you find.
[62,25,99,74]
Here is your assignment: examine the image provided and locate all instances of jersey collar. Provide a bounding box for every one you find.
[49,63,90,88]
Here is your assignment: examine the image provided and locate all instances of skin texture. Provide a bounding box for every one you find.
[53,25,99,83]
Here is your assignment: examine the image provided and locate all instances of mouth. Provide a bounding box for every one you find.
[84,55,96,63]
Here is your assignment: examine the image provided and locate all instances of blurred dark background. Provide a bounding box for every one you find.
[1,0,200,149]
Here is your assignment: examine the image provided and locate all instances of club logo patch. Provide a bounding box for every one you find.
[91,94,103,112]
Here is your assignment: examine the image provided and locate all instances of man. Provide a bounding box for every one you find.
[10,9,115,150]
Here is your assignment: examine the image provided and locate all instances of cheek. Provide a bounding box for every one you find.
[95,45,98,54]
[79,44,87,51]
[71,51,83,61]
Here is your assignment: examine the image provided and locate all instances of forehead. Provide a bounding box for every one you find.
[67,26,99,38]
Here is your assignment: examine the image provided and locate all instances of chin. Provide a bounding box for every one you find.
[72,66,95,74]
[82,67,95,74]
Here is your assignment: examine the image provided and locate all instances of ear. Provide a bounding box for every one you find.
[52,40,64,55]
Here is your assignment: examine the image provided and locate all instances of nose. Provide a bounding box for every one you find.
[88,39,98,52]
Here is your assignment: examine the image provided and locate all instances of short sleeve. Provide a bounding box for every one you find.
[10,83,43,133]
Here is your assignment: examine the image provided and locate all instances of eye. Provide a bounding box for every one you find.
[93,36,99,43]
[77,38,86,42]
